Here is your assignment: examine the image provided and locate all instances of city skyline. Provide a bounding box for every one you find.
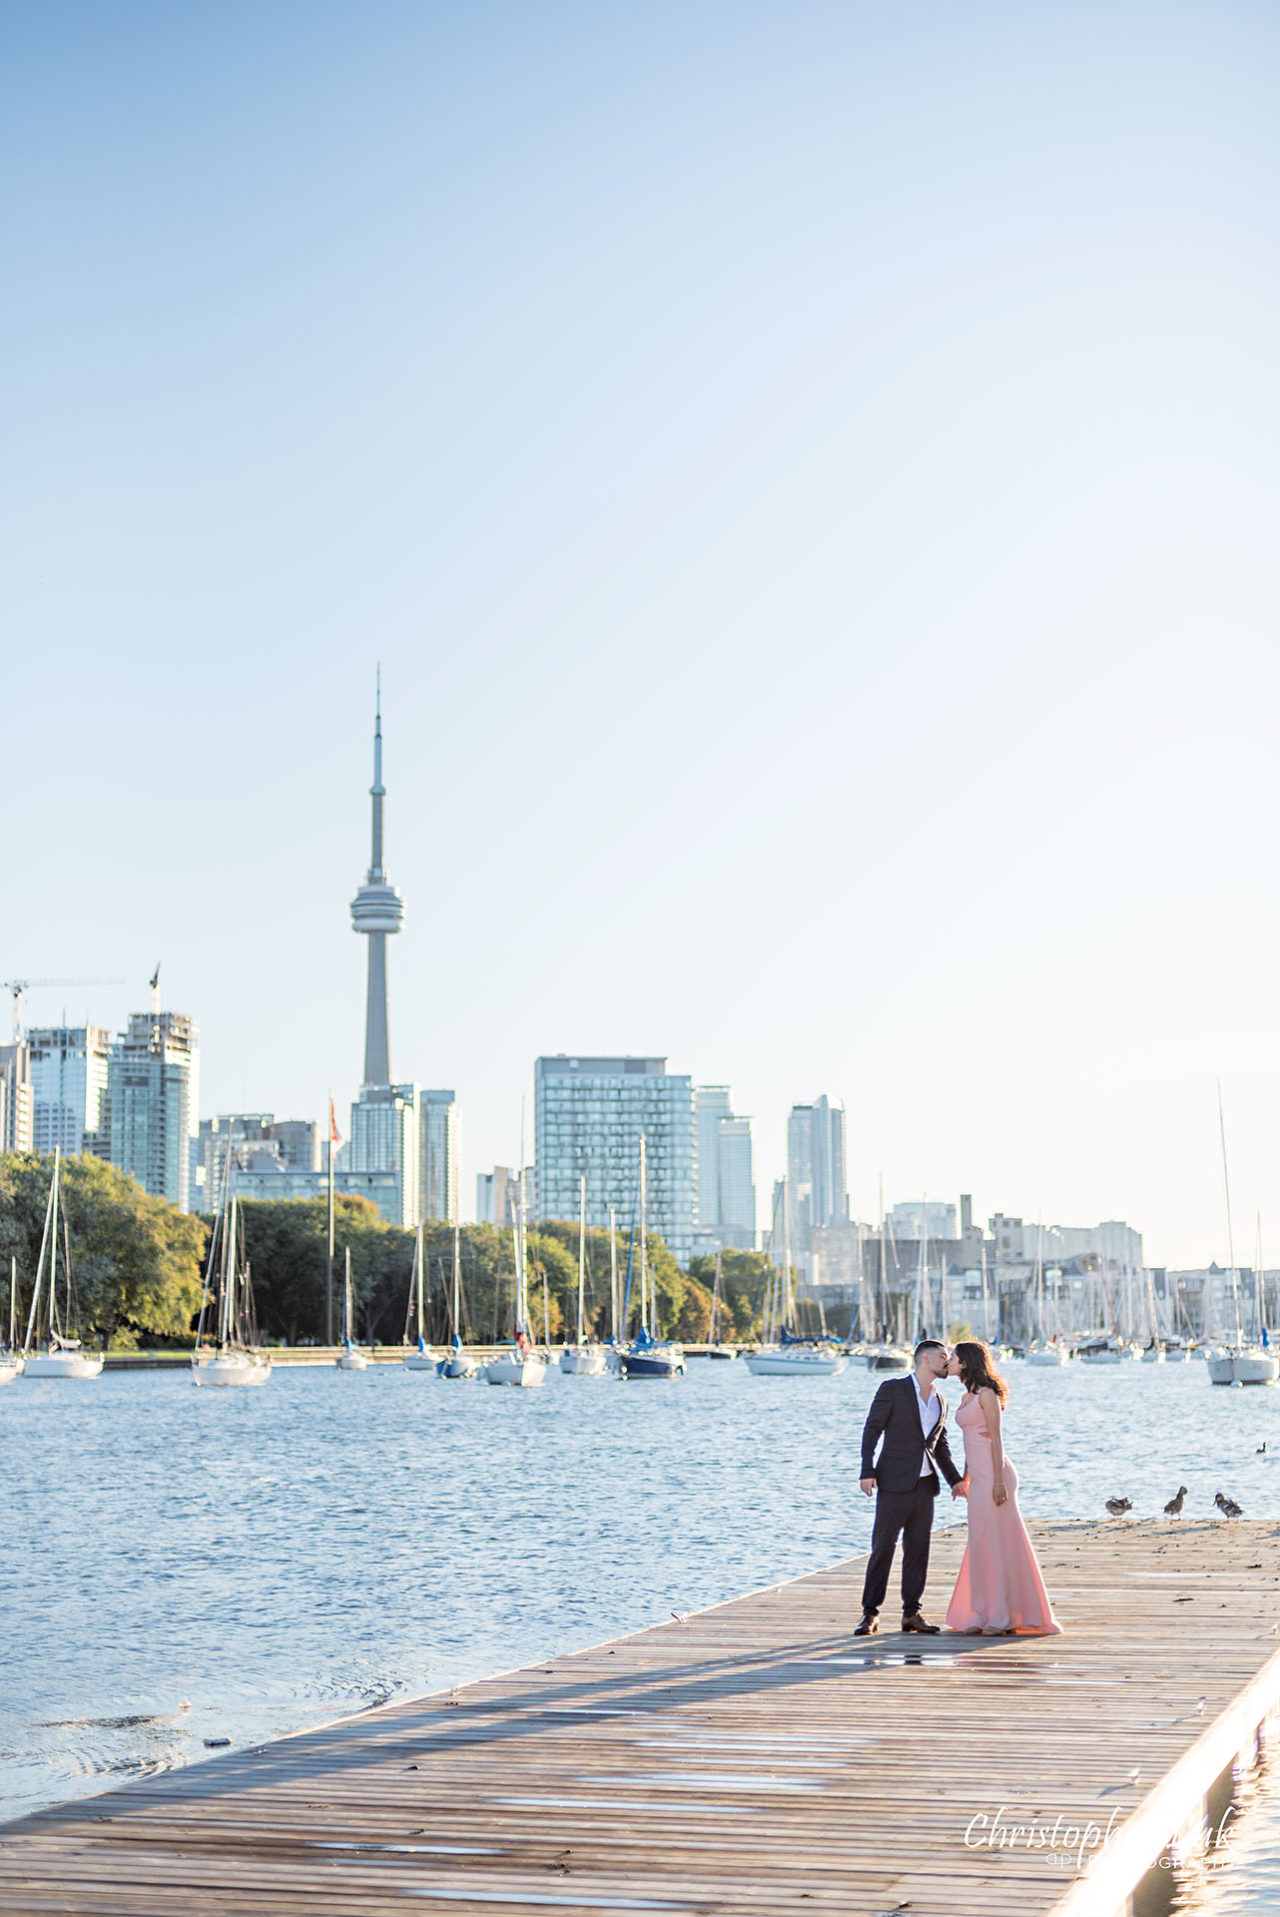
[4,5,1278,1264]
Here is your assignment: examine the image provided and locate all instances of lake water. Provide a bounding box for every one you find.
[4,1354,1280,1908]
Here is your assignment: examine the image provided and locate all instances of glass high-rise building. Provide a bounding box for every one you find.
[28,1026,111,1156]
[107,1011,200,1210]
[534,1055,695,1266]
[786,1095,849,1251]
[348,1083,419,1227]
[693,1085,756,1250]
[419,1089,456,1221]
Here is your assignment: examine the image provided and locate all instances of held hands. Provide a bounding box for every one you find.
[952,1477,970,1500]
[992,1480,1008,1507]
[860,1477,877,1497]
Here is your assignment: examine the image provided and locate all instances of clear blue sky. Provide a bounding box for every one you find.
[3,1,1278,1262]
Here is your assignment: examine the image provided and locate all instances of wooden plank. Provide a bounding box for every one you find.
[0,1521,1277,1916]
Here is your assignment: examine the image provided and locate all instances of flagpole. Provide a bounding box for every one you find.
[326,1095,336,1346]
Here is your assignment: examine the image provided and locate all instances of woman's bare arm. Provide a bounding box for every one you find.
[979,1386,1008,1505]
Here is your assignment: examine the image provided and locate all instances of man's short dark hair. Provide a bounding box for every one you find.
[913,1339,947,1361]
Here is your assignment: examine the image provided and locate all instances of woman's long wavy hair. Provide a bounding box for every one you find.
[954,1339,1009,1406]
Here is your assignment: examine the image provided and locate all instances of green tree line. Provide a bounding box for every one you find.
[1,1152,791,1346]
[0,1152,206,1344]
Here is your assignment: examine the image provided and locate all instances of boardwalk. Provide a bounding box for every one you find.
[2,1518,1279,1916]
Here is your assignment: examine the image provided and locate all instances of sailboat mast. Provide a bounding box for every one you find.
[639,1135,648,1336]
[710,1248,722,1345]
[609,1206,618,1342]
[782,1178,792,1335]
[577,1174,586,1345]
[48,1150,61,1340]
[7,1255,14,1348]
[220,1194,236,1346]
[23,1164,57,1354]
[1219,1082,1244,1348]
[326,1097,336,1346]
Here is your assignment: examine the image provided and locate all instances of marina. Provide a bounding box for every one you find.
[1,1517,1279,1914]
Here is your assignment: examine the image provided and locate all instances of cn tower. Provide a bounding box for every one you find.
[349,671,404,1087]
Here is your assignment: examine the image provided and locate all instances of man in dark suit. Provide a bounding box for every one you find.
[855,1339,968,1635]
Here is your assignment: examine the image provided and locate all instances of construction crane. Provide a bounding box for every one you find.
[3,979,125,1044]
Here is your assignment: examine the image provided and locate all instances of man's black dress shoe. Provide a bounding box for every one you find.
[901,1612,940,1634]
[853,1614,878,1636]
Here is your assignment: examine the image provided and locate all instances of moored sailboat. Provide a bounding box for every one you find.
[335,1248,370,1370]
[744,1181,845,1378]
[1206,1091,1278,1387]
[0,1257,24,1384]
[191,1179,271,1387]
[404,1225,438,1371]
[437,1212,477,1379]
[22,1151,104,1379]
[561,1176,606,1375]
[618,1137,685,1380]
[484,1171,546,1387]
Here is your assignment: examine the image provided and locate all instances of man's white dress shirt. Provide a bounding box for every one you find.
[910,1371,941,1477]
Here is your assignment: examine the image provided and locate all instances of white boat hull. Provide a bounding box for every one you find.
[335,1348,369,1370]
[560,1345,608,1375]
[860,1346,912,1371]
[484,1352,547,1387]
[744,1348,847,1377]
[0,1357,24,1385]
[24,1350,104,1379]
[403,1350,439,1371]
[1025,1348,1072,1366]
[191,1353,272,1387]
[1206,1348,1279,1386]
[1140,1347,1166,1364]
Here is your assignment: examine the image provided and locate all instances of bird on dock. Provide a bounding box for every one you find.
[1163,1487,1187,1518]
[1105,1496,1133,1518]
[1215,1493,1244,1519]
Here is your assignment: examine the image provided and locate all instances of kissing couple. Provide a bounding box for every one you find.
[855,1337,1061,1637]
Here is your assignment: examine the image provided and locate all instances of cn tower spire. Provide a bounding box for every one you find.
[349,668,404,1087]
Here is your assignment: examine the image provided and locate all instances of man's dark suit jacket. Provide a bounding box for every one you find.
[860,1374,963,1494]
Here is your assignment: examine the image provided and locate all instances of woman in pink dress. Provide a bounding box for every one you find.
[944,1340,1062,1636]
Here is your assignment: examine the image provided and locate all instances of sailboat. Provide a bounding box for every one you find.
[618,1136,685,1379]
[191,1180,271,1387]
[745,1181,845,1377]
[1206,1088,1278,1386]
[404,1225,438,1370]
[0,1257,24,1384]
[335,1248,369,1369]
[561,1176,606,1375]
[859,1195,912,1369]
[22,1150,104,1379]
[704,1249,735,1359]
[1026,1224,1071,1364]
[484,1173,547,1386]
[437,1213,477,1379]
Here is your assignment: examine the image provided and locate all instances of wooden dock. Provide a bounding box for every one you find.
[2,1518,1279,1916]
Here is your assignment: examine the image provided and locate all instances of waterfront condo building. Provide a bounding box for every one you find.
[692,1085,757,1251]
[786,1095,849,1252]
[534,1055,696,1266]
[106,1011,200,1210]
[27,1025,111,1156]
[0,1043,34,1153]
[348,1083,419,1227]
[419,1089,457,1221]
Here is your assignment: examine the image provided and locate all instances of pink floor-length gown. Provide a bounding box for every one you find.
[945,1392,1062,1635]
